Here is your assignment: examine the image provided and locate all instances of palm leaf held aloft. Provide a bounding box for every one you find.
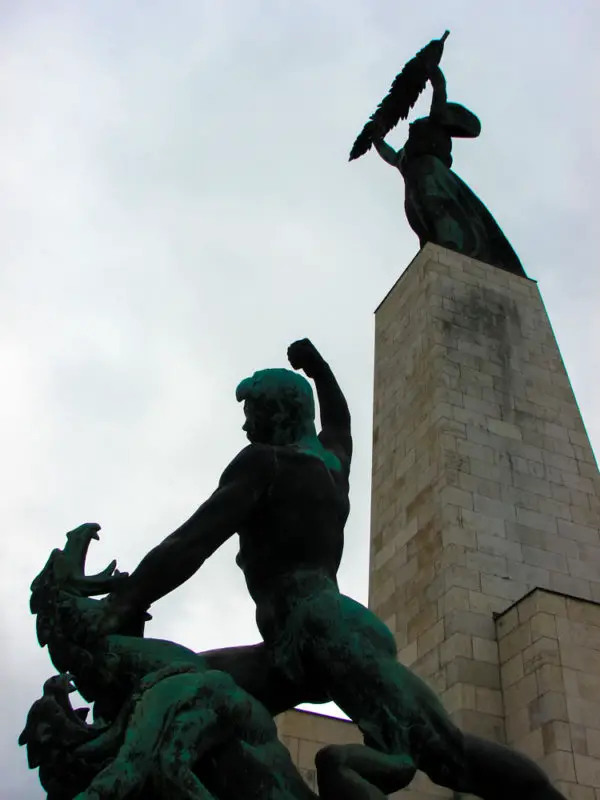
[349,30,450,161]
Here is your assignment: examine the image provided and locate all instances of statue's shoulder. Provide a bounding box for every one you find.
[222,444,275,480]
[235,442,275,461]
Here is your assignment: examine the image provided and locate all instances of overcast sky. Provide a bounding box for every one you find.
[2,1,600,797]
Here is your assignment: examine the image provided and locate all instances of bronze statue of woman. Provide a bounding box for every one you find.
[369,63,527,277]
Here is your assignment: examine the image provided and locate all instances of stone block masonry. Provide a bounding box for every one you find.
[498,589,600,800]
[370,244,600,764]
[275,709,361,794]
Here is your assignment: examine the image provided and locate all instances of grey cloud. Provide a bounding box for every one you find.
[2,1,599,796]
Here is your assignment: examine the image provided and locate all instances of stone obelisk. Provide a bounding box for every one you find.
[369,244,600,799]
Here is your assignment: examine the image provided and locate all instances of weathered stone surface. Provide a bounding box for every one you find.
[497,589,600,799]
[370,245,600,795]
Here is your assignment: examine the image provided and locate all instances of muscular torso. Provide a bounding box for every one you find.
[235,445,349,634]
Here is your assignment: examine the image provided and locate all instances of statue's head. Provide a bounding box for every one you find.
[30,524,126,652]
[29,524,135,713]
[236,368,316,446]
[409,102,481,139]
[19,673,101,797]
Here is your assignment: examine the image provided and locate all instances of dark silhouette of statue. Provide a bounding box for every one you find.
[20,525,343,798]
[351,33,527,278]
[91,339,562,800]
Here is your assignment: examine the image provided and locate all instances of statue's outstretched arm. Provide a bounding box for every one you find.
[372,136,402,167]
[107,446,273,614]
[288,339,352,462]
[429,66,447,122]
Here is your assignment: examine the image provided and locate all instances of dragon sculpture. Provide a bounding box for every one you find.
[19,523,327,799]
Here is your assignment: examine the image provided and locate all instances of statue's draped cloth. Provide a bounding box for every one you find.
[401,152,524,276]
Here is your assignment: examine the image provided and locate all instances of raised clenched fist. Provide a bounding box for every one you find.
[287,338,324,379]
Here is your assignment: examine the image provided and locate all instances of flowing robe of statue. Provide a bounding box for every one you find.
[377,73,525,277]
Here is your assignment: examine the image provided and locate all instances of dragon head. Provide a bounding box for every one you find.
[28,522,133,715]
[30,523,126,650]
[19,671,112,798]
[19,673,90,763]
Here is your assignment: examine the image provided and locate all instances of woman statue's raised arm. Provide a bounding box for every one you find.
[429,66,448,123]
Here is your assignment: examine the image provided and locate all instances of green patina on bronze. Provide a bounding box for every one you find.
[236,368,342,472]
[22,339,565,799]
[21,523,319,799]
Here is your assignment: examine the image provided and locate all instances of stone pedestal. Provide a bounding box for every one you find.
[369,244,600,797]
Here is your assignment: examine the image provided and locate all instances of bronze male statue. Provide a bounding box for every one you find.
[102,339,563,800]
